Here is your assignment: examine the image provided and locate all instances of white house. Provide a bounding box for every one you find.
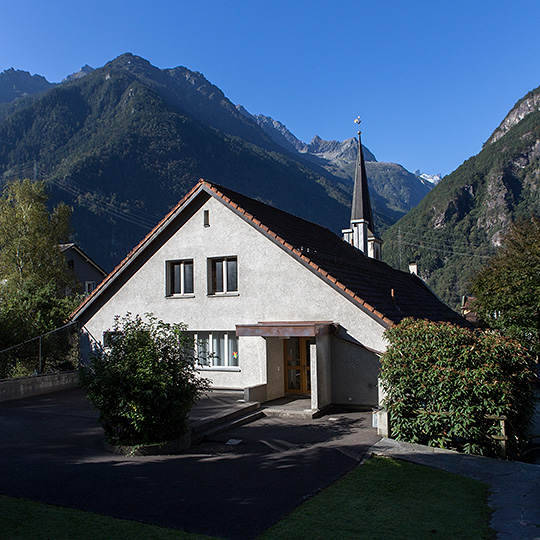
[71,135,464,415]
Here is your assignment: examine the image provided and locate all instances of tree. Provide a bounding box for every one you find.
[470,218,540,360]
[79,313,210,446]
[0,179,80,376]
[380,318,535,459]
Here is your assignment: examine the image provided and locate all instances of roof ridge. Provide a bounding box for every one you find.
[203,181,395,326]
[71,179,463,328]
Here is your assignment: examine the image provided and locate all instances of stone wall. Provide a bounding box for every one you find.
[0,371,79,402]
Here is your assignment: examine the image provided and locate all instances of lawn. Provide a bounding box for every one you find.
[1,457,494,540]
[258,457,495,540]
[0,495,215,540]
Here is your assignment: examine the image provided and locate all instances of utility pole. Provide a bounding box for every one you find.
[398,224,403,269]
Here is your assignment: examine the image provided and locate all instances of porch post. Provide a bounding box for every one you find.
[311,335,332,413]
[310,341,319,412]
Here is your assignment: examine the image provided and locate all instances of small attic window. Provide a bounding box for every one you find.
[204,210,210,227]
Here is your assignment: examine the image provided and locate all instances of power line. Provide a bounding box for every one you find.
[2,165,160,230]
[401,240,493,259]
[386,225,497,258]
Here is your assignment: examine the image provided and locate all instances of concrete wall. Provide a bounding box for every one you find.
[79,192,387,398]
[331,336,380,407]
[0,371,79,402]
[266,338,286,401]
[312,335,332,411]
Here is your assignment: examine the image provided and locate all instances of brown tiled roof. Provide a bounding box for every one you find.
[72,179,465,326]
[205,181,465,326]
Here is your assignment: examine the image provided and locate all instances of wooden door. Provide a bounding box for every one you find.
[284,337,313,394]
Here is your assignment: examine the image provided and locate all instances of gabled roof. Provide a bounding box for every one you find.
[71,179,465,327]
[60,243,108,277]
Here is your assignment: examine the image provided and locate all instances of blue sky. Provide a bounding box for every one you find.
[1,0,539,176]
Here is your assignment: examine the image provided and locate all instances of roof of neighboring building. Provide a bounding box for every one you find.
[71,179,466,327]
[60,243,108,277]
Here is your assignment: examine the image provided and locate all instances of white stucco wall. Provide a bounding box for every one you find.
[331,337,380,407]
[80,193,388,401]
[266,338,286,401]
[311,334,332,411]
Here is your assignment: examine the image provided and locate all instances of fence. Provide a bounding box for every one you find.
[0,321,80,379]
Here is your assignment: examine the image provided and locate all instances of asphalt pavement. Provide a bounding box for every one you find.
[1,388,539,539]
[0,388,380,540]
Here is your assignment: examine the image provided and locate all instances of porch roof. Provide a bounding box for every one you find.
[236,321,336,338]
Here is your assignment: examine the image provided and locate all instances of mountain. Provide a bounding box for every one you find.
[63,65,95,83]
[382,84,540,309]
[0,54,437,272]
[0,68,55,104]
[415,170,442,185]
[0,54,356,270]
[240,108,433,227]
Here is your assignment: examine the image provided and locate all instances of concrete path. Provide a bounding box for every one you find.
[0,388,379,540]
[372,438,540,540]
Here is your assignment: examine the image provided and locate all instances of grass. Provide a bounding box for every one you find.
[1,457,494,540]
[257,457,495,540]
[0,495,215,540]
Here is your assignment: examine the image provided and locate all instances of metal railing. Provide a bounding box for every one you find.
[0,321,80,378]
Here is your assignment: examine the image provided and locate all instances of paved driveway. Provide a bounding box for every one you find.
[0,388,380,540]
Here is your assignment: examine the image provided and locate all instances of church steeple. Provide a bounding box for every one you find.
[351,121,374,229]
[342,117,382,260]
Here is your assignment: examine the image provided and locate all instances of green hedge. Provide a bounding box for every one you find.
[380,318,535,459]
[80,313,209,446]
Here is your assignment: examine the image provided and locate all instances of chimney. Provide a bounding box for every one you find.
[409,262,418,275]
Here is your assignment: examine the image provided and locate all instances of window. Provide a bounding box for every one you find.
[191,331,239,368]
[166,260,194,296]
[209,257,237,294]
[85,281,96,294]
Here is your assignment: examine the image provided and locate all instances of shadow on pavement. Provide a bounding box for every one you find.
[0,388,380,540]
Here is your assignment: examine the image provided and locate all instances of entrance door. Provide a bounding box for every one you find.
[284,337,314,394]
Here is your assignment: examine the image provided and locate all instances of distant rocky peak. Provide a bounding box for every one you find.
[306,135,376,162]
[236,105,252,119]
[0,68,54,104]
[63,64,94,82]
[414,170,442,185]
[237,108,307,153]
[485,85,540,146]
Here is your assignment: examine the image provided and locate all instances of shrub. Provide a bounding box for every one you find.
[380,318,535,459]
[79,313,209,446]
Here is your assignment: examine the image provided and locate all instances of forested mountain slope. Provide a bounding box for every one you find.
[382,85,540,309]
[0,54,355,270]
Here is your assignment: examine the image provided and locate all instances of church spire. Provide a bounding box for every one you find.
[342,117,382,260]
[351,117,374,228]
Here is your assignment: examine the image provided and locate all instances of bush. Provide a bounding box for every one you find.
[380,318,535,459]
[79,313,209,446]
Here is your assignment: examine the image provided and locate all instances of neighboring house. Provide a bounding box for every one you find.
[61,244,108,295]
[71,133,464,415]
[460,295,482,327]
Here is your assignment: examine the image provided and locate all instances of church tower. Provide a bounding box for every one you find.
[342,118,383,260]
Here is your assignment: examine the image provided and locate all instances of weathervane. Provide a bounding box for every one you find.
[354,116,361,134]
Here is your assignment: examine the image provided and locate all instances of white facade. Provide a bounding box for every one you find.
[75,184,389,414]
